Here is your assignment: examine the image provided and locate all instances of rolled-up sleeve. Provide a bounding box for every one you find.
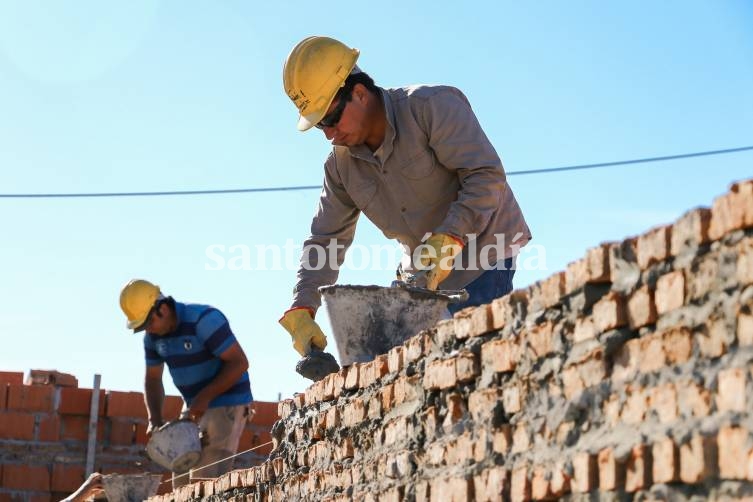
[291,154,360,311]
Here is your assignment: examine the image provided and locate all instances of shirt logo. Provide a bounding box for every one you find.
[184,339,193,351]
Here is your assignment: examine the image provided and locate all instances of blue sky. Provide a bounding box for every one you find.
[0,1,751,402]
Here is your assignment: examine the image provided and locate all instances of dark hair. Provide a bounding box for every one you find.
[335,71,379,102]
[154,296,176,316]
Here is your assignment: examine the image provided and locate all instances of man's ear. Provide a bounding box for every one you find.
[352,83,367,102]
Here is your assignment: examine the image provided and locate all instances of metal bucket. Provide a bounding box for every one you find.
[319,284,465,366]
[102,473,162,502]
[145,420,201,472]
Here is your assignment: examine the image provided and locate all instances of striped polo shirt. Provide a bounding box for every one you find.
[143,302,252,408]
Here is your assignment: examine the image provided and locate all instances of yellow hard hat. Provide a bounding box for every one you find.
[119,279,162,331]
[283,36,360,131]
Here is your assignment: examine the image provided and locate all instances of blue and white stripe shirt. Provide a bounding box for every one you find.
[144,302,252,408]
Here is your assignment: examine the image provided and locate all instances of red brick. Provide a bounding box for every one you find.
[490,290,528,331]
[502,383,523,414]
[680,434,717,484]
[550,464,571,497]
[598,448,624,491]
[278,398,294,419]
[481,338,519,373]
[527,321,556,358]
[26,369,77,387]
[656,270,685,315]
[697,317,729,359]
[738,313,753,346]
[637,225,672,269]
[456,351,479,382]
[530,271,565,310]
[573,317,596,343]
[454,304,493,339]
[430,476,472,502]
[510,466,530,502]
[2,464,50,490]
[105,391,147,418]
[7,384,54,412]
[58,388,105,416]
[60,415,104,441]
[565,258,589,294]
[709,179,753,240]
[423,358,457,390]
[718,426,749,479]
[0,384,6,410]
[387,346,404,374]
[688,254,720,301]
[342,364,359,391]
[473,467,508,502]
[0,371,23,385]
[469,388,503,422]
[0,411,35,440]
[381,383,395,412]
[621,385,648,425]
[648,383,678,424]
[405,331,429,363]
[562,349,606,400]
[739,237,753,285]
[677,380,711,418]
[511,423,530,454]
[51,464,85,492]
[493,425,512,454]
[625,444,651,493]
[572,452,597,493]
[341,399,366,428]
[110,419,137,445]
[443,393,466,429]
[593,292,627,333]
[717,368,747,412]
[393,375,418,406]
[38,414,60,441]
[531,466,553,500]
[627,285,657,329]
[652,437,680,483]
[663,327,693,364]
[565,244,611,294]
[671,207,712,256]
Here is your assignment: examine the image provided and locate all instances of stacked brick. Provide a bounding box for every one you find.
[146,178,753,501]
[0,370,278,501]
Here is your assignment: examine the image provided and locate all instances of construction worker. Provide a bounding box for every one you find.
[279,36,531,358]
[119,279,253,488]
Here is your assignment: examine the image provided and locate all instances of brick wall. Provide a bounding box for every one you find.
[0,370,278,501]
[148,178,753,501]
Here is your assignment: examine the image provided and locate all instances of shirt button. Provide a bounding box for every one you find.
[401,207,406,212]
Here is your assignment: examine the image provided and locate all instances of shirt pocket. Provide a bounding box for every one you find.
[399,149,436,179]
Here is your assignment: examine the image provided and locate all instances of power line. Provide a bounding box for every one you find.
[1,145,751,199]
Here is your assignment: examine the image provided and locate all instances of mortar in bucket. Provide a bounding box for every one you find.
[319,284,467,366]
[101,473,162,502]
[145,419,201,472]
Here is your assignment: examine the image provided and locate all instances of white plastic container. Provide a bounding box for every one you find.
[145,420,201,472]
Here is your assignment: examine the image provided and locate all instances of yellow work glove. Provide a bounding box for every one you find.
[279,308,328,357]
[417,233,464,290]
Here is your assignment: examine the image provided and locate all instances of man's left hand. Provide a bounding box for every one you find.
[417,233,464,290]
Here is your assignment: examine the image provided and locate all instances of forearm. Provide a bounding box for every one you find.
[194,358,248,405]
[144,377,165,425]
[291,235,351,310]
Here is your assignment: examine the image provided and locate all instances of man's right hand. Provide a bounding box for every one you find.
[146,420,163,436]
[279,308,328,356]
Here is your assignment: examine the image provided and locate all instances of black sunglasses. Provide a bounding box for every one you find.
[315,89,352,129]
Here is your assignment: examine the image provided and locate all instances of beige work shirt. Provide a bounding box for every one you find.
[291,85,531,310]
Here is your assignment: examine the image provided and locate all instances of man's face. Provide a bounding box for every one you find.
[317,85,368,147]
[144,304,173,336]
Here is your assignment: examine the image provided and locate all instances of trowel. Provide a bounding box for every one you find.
[295,347,340,382]
[391,269,470,304]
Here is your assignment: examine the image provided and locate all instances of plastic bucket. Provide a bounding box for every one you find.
[319,284,462,366]
[145,420,201,472]
[102,473,162,502]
